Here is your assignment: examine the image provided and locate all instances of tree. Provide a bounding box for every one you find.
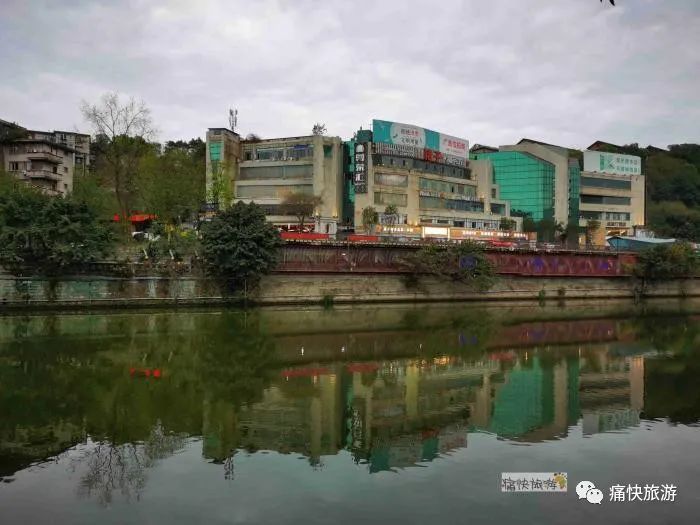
[522,217,537,233]
[245,133,262,142]
[81,93,156,235]
[207,161,233,210]
[139,147,205,226]
[401,241,497,291]
[0,181,114,273]
[634,243,698,280]
[279,192,323,231]
[499,217,516,232]
[384,204,399,226]
[535,218,559,243]
[585,220,601,246]
[648,201,700,241]
[361,206,379,233]
[200,201,282,290]
[312,123,327,136]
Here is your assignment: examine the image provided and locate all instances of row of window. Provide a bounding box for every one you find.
[419,196,485,213]
[235,184,313,199]
[580,211,631,221]
[373,154,471,180]
[374,191,407,207]
[239,165,313,181]
[244,145,314,162]
[420,216,500,229]
[8,161,67,174]
[580,194,631,206]
[419,177,476,197]
[580,176,632,191]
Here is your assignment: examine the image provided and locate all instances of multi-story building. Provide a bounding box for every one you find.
[471,138,645,238]
[579,147,645,236]
[349,120,519,237]
[206,128,344,234]
[0,118,90,196]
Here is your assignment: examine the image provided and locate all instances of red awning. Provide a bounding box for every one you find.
[112,214,157,223]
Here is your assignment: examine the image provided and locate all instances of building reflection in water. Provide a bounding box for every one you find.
[206,346,646,474]
[3,308,697,502]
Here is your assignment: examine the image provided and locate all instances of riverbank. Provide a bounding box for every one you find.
[1,272,699,310]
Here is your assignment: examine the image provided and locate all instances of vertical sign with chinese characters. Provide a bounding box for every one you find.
[354,143,368,194]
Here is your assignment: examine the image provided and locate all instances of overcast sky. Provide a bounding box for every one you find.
[1,0,699,149]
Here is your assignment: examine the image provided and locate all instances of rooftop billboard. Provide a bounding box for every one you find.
[584,151,642,176]
[372,119,469,160]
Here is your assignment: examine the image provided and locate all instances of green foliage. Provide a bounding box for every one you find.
[361,206,379,233]
[139,147,205,225]
[648,201,700,241]
[634,242,699,280]
[207,161,233,209]
[522,217,537,233]
[71,172,118,219]
[384,204,399,225]
[200,201,282,288]
[646,154,700,207]
[0,182,114,273]
[499,217,516,232]
[401,241,497,291]
[279,191,323,230]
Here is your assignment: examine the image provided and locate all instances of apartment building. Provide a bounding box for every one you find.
[206,128,344,234]
[0,118,90,196]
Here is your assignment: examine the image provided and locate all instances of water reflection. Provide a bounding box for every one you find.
[0,302,699,507]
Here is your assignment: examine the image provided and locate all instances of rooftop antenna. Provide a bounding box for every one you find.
[229,108,238,133]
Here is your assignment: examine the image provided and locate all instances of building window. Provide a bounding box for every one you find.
[374,173,408,187]
[580,194,631,206]
[64,167,68,173]
[245,151,252,161]
[580,176,632,190]
[374,192,407,207]
[9,161,19,171]
[491,188,497,198]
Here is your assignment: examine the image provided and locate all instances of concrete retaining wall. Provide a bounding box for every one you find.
[1,272,698,310]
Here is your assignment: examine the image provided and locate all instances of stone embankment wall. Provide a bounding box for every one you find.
[1,272,697,310]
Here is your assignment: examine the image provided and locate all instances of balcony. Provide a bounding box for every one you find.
[26,151,63,163]
[25,169,63,181]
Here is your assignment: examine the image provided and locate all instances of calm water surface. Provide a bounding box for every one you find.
[1,301,700,524]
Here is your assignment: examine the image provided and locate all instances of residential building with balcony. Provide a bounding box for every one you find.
[206,128,344,234]
[1,119,90,196]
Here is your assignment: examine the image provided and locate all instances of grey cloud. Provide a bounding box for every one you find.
[1,0,698,149]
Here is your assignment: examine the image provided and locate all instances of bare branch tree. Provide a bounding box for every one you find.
[81,93,156,235]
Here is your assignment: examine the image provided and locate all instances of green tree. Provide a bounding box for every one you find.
[361,206,379,233]
[522,217,537,233]
[648,201,700,241]
[207,161,233,209]
[200,201,282,290]
[0,181,114,273]
[401,241,497,291]
[139,147,205,226]
[634,242,698,280]
[279,192,323,231]
[81,93,156,235]
[585,220,601,246]
[384,204,399,226]
[499,217,516,232]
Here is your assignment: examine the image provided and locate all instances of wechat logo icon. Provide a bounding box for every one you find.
[576,481,604,504]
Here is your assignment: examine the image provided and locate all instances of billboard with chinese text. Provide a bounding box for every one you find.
[583,151,642,176]
[372,119,468,160]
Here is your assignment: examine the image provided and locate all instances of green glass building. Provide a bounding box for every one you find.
[470,151,555,221]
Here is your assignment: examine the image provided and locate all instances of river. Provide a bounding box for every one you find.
[1,299,700,524]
